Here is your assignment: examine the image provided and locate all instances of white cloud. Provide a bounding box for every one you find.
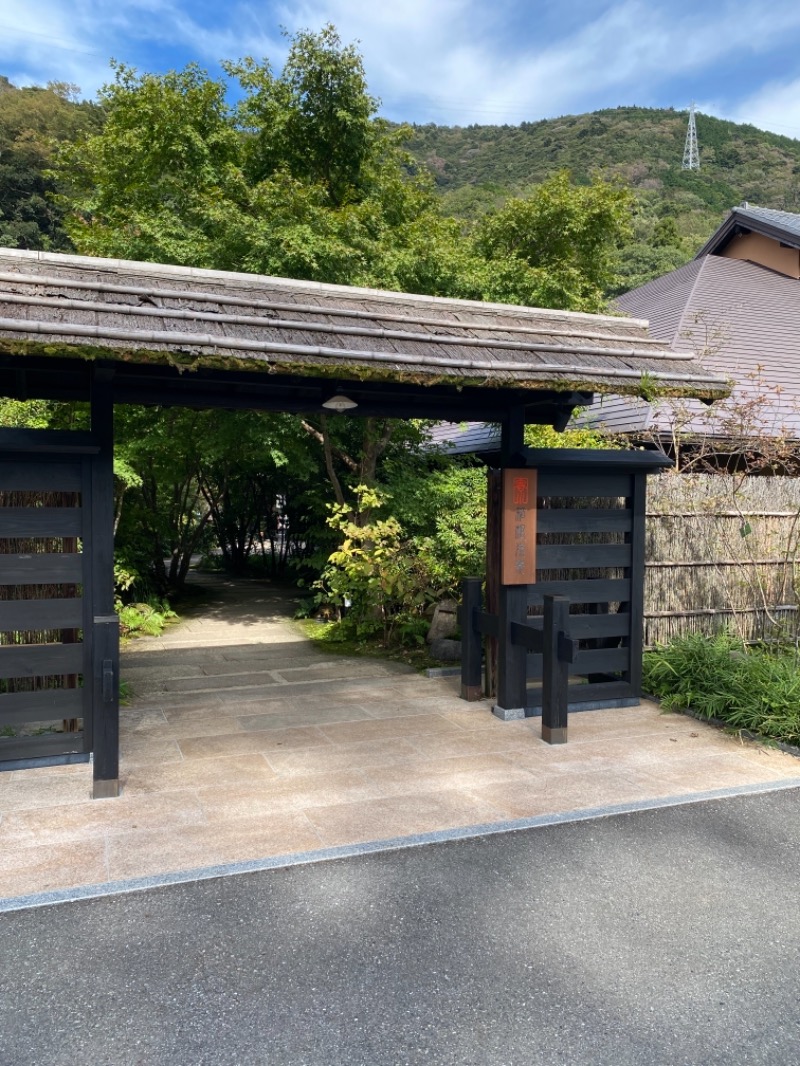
[137,2,285,67]
[258,0,800,124]
[0,0,284,96]
[0,0,111,94]
[724,77,800,138]
[1,0,800,130]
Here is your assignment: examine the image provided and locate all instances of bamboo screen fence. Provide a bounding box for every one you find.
[644,473,800,646]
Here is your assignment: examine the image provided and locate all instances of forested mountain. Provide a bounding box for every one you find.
[406,107,800,291]
[2,67,800,295]
[408,107,800,211]
[0,76,101,251]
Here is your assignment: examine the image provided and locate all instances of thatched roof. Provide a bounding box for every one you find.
[0,249,728,405]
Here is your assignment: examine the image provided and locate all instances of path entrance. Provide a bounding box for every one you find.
[0,247,731,794]
[2,572,800,907]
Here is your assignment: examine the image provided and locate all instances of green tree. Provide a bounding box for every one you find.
[115,406,326,594]
[229,26,378,206]
[314,484,436,646]
[0,79,101,250]
[55,62,247,267]
[52,30,446,288]
[474,171,634,311]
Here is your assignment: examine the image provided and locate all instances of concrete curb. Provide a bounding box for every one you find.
[4,775,800,914]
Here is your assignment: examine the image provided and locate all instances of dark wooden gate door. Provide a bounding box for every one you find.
[0,447,95,766]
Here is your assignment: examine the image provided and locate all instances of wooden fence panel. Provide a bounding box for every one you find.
[644,474,800,645]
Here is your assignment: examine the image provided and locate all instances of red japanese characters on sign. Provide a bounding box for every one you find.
[501,469,537,585]
[512,476,529,507]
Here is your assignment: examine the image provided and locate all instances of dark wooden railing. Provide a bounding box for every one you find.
[460,577,575,744]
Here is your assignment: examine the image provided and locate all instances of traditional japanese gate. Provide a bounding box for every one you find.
[0,247,728,796]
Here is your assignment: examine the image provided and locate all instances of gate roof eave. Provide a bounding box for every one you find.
[0,248,730,417]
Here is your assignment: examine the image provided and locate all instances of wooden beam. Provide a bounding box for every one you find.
[0,356,594,425]
[90,368,120,799]
[501,407,526,466]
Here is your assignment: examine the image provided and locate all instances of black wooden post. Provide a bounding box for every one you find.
[90,368,120,799]
[460,577,483,701]
[624,472,647,695]
[501,406,526,466]
[542,594,570,744]
[484,469,502,698]
[494,584,528,720]
[493,407,528,718]
[92,614,120,790]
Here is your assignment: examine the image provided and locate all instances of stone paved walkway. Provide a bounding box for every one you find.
[2,572,800,907]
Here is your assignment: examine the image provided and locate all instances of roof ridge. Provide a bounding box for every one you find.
[0,246,647,330]
[672,255,712,351]
[696,203,800,258]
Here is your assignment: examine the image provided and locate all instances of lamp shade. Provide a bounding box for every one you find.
[321,393,358,412]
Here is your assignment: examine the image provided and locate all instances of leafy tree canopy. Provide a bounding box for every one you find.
[474,171,633,310]
[53,27,439,286]
[228,27,379,205]
[51,27,632,312]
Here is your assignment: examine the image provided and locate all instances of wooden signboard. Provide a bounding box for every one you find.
[501,469,537,585]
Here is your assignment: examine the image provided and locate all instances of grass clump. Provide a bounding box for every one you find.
[643,632,800,745]
[118,601,178,639]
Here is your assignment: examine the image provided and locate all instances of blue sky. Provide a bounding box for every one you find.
[2,0,800,138]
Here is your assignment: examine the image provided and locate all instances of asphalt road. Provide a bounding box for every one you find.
[2,789,800,1066]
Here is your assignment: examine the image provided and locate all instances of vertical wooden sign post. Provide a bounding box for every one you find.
[494,469,537,719]
[502,469,537,583]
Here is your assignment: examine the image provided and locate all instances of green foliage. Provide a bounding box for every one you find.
[643,632,800,744]
[296,615,444,671]
[0,78,102,250]
[54,61,247,267]
[408,105,800,290]
[524,420,617,450]
[50,33,636,311]
[51,32,445,288]
[609,241,689,296]
[114,406,323,594]
[383,464,488,596]
[118,601,178,639]
[409,106,800,216]
[637,372,662,403]
[0,397,89,430]
[229,25,378,206]
[7,66,800,298]
[115,562,178,639]
[475,171,633,310]
[314,485,435,647]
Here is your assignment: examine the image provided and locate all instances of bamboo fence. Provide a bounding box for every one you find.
[644,474,800,645]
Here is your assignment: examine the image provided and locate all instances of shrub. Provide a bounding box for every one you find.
[313,485,437,647]
[643,631,800,744]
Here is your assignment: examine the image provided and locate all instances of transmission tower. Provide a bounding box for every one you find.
[682,103,700,170]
